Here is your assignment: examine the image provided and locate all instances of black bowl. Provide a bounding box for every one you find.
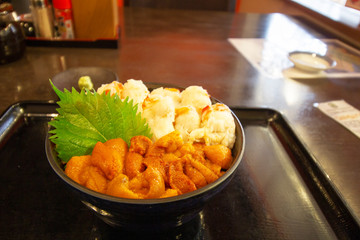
[45,85,245,232]
[51,67,119,91]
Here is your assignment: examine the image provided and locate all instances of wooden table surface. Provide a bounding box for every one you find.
[1,7,360,234]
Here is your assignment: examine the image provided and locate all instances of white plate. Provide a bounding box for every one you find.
[288,51,336,73]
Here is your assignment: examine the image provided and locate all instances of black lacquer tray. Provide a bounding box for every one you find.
[0,102,359,240]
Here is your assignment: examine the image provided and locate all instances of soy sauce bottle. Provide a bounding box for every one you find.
[0,3,26,64]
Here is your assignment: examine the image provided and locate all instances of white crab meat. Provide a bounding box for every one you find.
[142,95,176,141]
[174,106,201,142]
[122,79,150,112]
[150,87,181,108]
[180,86,212,113]
[189,103,236,148]
[97,81,123,97]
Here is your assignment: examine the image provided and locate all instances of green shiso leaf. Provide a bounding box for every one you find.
[49,80,152,163]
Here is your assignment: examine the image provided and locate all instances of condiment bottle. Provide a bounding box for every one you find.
[30,0,54,38]
[53,0,75,39]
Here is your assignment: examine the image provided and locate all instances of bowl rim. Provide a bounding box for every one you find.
[45,83,246,205]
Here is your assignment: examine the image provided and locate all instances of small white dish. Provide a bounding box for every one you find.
[288,51,336,73]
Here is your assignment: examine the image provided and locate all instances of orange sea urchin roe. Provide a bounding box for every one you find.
[64,130,233,199]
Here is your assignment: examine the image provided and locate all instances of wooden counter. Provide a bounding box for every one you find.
[0,7,359,238]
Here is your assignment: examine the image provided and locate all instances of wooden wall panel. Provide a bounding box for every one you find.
[71,0,118,39]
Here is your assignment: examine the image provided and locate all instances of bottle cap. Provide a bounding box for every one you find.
[53,0,72,9]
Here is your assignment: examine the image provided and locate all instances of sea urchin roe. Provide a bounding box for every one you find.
[64,130,233,199]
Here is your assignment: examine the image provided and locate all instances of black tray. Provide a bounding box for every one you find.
[0,102,359,240]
